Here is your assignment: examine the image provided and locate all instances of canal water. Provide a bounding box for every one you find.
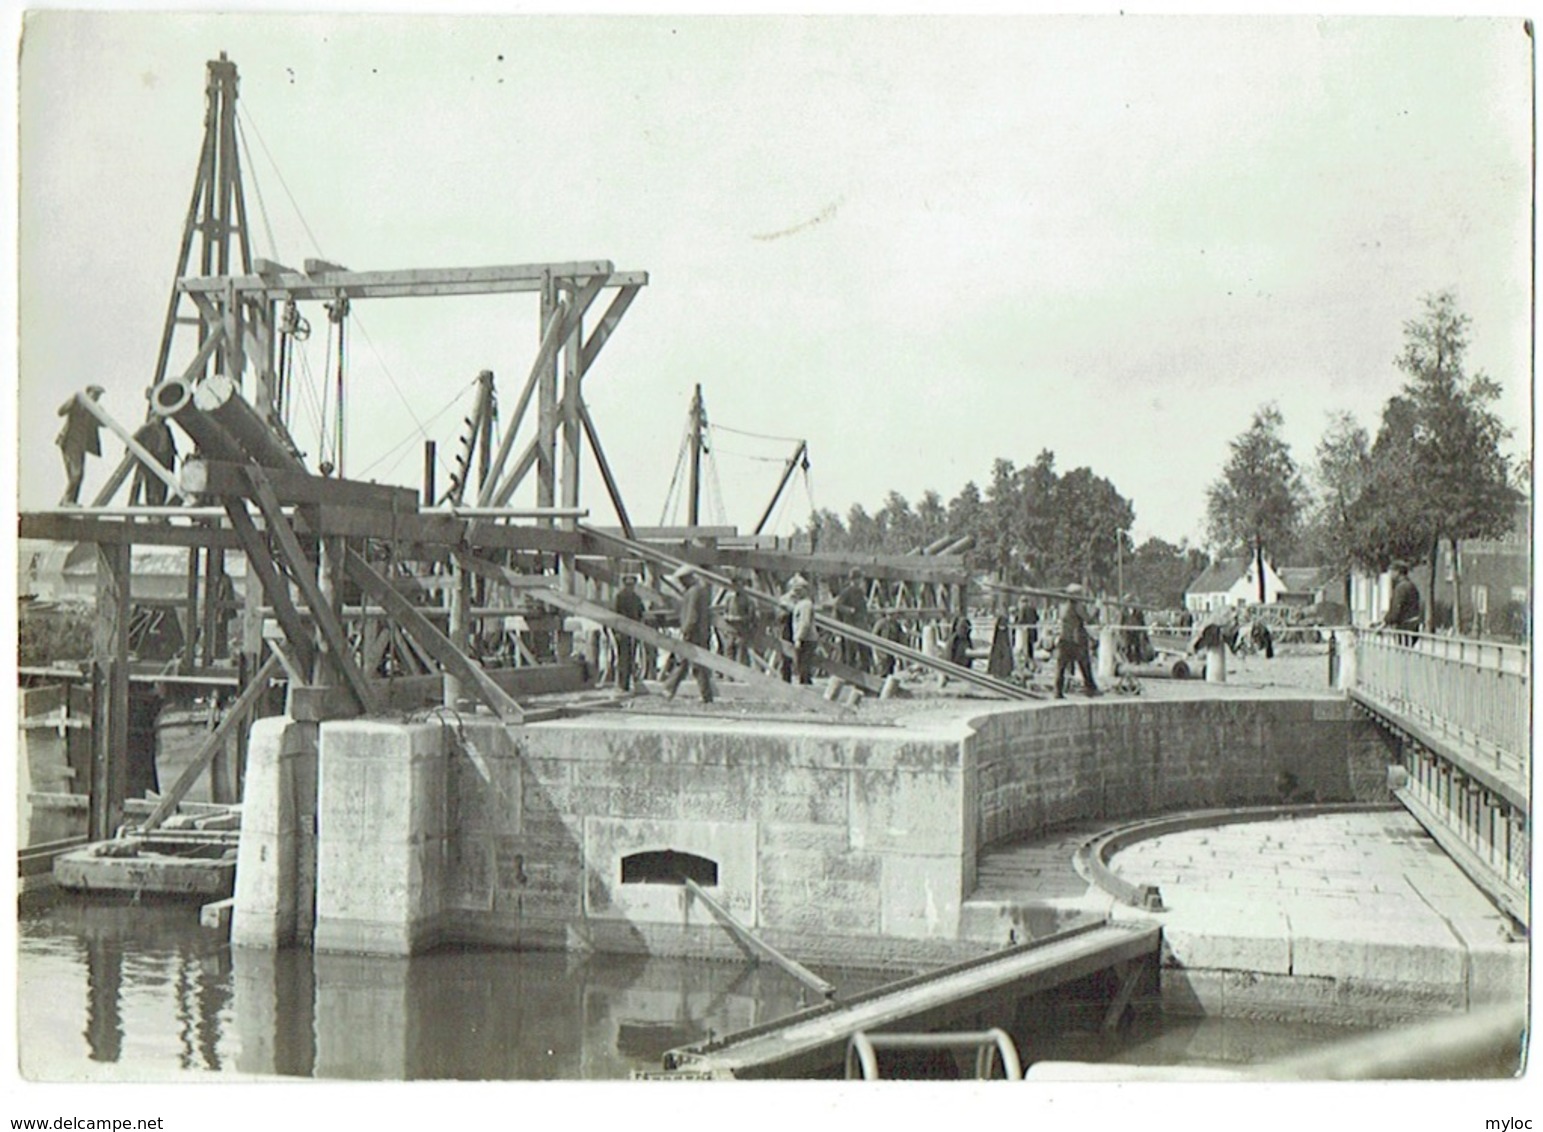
[18,893,1386,1082]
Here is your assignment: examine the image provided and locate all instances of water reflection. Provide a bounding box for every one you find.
[21,896,887,1081]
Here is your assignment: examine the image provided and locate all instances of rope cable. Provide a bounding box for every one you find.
[355,378,480,480]
[234,117,279,262]
[237,105,328,260]
[348,311,454,482]
[711,422,804,444]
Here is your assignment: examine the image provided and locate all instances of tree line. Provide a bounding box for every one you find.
[803,291,1523,622]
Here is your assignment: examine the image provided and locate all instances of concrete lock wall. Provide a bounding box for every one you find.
[269,696,1389,960]
[308,716,974,965]
[968,698,1391,851]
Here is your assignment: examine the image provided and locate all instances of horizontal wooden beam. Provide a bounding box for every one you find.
[18,513,244,549]
[183,460,421,512]
[592,525,739,541]
[178,262,648,300]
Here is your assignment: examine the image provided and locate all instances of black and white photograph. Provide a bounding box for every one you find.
[7,6,1533,1127]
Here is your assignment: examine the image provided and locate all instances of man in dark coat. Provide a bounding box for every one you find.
[612,574,647,691]
[1020,601,1040,659]
[129,416,178,507]
[56,386,105,505]
[664,566,715,702]
[1383,561,1423,645]
[1055,584,1099,698]
[872,612,905,678]
[833,568,871,672]
[947,612,972,670]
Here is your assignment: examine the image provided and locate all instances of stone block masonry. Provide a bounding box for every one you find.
[234,693,1391,964]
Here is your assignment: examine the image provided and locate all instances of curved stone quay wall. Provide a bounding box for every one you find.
[233,695,1390,968]
[968,697,1391,851]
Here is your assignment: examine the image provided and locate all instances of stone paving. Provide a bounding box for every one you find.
[965,809,1527,1024]
[1104,810,1528,1023]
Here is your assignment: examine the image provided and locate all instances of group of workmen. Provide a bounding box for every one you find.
[609,566,872,703]
[606,566,1155,703]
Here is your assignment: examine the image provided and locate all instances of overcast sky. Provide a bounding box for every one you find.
[12,11,1533,548]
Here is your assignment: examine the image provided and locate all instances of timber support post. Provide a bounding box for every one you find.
[90,541,131,840]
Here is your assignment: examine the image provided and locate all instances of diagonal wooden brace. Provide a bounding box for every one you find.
[243,466,380,715]
[222,497,316,674]
[343,549,527,726]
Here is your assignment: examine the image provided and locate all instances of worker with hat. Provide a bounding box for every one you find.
[55,385,106,506]
[787,575,818,685]
[664,564,716,702]
[1055,583,1100,699]
[612,573,647,692]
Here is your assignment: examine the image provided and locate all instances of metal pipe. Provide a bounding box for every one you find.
[192,373,306,471]
[151,375,248,464]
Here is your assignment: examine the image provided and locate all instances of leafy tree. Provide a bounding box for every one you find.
[1304,411,1373,605]
[946,481,982,534]
[1206,403,1307,603]
[1348,292,1520,628]
[1127,537,1211,609]
[1048,466,1135,593]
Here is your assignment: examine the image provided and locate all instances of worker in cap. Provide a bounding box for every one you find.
[788,574,818,685]
[55,385,106,506]
[1383,559,1423,644]
[664,565,715,703]
[1055,583,1098,699]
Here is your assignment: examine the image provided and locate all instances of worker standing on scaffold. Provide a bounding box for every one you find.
[55,385,105,505]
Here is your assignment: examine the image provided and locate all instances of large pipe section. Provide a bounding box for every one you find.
[152,373,305,473]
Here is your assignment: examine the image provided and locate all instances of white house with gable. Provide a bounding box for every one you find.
[1184,557,1288,613]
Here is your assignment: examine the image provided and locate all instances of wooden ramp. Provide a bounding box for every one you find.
[660,920,1161,1079]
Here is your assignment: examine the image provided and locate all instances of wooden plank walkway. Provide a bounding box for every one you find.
[661,920,1160,1078]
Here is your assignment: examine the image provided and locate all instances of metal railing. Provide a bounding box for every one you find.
[1353,628,1530,789]
[846,1030,1023,1080]
[1350,627,1530,926]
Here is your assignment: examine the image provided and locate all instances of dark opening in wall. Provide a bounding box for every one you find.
[621,849,719,887]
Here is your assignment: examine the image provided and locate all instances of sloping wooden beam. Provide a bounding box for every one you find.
[581,525,1032,700]
[342,549,528,725]
[578,399,635,540]
[139,653,281,833]
[580,283,641,375]
[71,392,181,499]
[479,301,576,508]
[222,498,316,674]
[243,466,379,714]
[684,878,835,999]
[458,553,839,713]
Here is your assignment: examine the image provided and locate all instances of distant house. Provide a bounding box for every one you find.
[1184,557,1288,612]
[1348,501,1530,636]
[1276,566,1342,608]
